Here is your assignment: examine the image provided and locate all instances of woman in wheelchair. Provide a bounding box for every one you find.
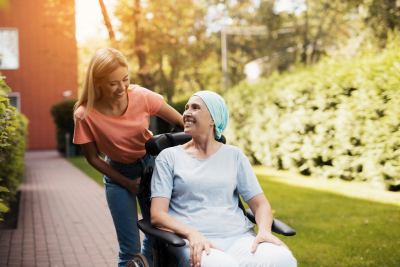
[150,91,297,267]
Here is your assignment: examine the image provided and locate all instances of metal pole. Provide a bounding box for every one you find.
[221,24,229,90]
[65,132,70,158]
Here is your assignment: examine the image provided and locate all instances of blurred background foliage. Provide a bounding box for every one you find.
[75,0,400,189]
[50,99,80,156]
[84,0,400,99]
[225,32,400,190]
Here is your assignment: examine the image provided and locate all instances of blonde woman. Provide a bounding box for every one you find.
[73,48,183,267]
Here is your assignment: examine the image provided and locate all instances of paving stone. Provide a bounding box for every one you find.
[0,150,141,267]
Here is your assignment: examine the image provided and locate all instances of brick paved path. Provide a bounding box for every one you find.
[0,150,139,267]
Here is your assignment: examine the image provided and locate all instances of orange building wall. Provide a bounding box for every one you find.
[0,0,78,149]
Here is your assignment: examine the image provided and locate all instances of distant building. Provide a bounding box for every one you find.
[0,0,77,149]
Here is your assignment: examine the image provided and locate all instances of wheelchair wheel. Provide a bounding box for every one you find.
[126,253,150,267]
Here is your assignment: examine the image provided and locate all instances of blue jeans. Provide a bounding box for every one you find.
[104,154,155,267]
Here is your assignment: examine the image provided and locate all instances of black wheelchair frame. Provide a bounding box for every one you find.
[126,132,296,267]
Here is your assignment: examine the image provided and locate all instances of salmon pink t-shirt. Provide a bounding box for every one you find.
[73,85,163,163]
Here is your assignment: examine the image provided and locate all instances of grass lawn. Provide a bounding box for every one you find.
[67,156,400,267]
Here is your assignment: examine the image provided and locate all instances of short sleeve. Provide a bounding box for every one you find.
[140,88,164,115]
[73,114,95,144]
[151,152,174,199]
[237,153,263,202]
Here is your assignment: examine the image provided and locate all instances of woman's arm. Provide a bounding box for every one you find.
[247,194,289,252]
[81,142,142,193]
[151,197,220,267]
[155,102,184,128]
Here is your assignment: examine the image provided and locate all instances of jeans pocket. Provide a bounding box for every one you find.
[107,160,124,173]
[103,175,118,185]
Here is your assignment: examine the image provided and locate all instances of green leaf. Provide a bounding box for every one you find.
[0,186,9,192]
[0,202,9,213]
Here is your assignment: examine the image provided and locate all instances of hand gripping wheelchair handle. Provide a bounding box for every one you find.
[137,218,186,247]
[245,209,296,236]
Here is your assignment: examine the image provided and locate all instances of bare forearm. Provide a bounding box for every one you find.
[254,202,274,233]
[151,206,195,238]
[156,102,184,128]
[247,194,274,233]
[86,155,130,187]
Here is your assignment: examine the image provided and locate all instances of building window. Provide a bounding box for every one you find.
[0,28,19,70]
[7,92,20,112]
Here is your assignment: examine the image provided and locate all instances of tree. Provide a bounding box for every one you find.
[114,0,219,101]
[98,0,117,48]
[367,0,400,45]
[0,0,9,9]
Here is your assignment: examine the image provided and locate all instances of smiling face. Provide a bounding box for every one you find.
[95,66,130,102]
[183,96,215,138]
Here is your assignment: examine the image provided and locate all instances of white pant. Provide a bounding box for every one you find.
[167,230,297,267]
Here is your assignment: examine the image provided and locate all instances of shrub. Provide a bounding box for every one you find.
[224,37,400,190]
[50,99,81,156]
[0,74,28,220]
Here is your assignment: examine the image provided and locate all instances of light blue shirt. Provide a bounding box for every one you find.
[151,144,263,238]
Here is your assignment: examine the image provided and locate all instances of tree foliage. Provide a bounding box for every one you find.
[113,0,221,101]
[76,0,400,99]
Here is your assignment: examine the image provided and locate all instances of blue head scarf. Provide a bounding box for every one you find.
[191,91,229,139]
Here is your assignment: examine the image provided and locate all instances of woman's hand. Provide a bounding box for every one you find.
[151,198,221,266]
[81,142,144,194]
[123,178,144,194]
[251,230,289,253]
[187,230,221,267]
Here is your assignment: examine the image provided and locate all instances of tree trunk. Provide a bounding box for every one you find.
[133,0,154,91]
[301,0,309,64]
[98,0,117,47]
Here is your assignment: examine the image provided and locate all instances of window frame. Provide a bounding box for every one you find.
[0,28,20,70]
[7,92,21,112]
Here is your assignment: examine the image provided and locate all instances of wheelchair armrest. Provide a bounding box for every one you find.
[245,209,296,236]
[137,219,186,247]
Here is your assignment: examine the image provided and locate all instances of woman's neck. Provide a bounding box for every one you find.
[182,134,222,160]
[94,94,128,116]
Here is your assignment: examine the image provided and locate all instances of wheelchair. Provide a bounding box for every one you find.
[126,132,296,267]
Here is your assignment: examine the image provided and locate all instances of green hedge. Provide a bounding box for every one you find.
[224,38,400,190]
[0,74,28,220]
[50,99,81,156]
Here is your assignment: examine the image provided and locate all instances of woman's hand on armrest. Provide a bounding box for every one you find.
[151,197,221,267]
[247,194,289,252]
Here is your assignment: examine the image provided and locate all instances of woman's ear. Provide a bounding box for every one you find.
[93,77,100,87]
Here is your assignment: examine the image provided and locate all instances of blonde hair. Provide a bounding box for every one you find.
[74,48,129,119]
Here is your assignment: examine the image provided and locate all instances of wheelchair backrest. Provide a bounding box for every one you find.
[145,132,226,156]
